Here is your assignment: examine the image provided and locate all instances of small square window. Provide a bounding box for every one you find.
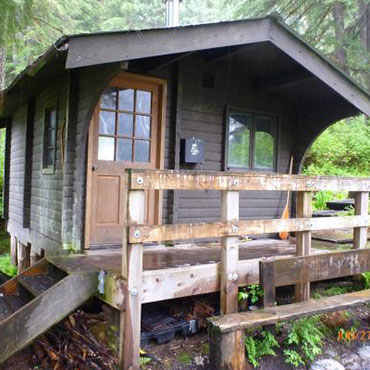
[226,109,277,171]
[43,107,57,172]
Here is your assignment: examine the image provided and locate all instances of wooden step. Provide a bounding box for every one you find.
[208,289,370,334]
[0,271,98,364]
[18,274,60,297]
[1,294,29,315]
[0,297,13,321]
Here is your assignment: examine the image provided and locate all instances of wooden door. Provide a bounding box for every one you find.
[86,73,165,247]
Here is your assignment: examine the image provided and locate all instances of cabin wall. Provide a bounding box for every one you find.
[173,54,295,225]
[7,77,68,255]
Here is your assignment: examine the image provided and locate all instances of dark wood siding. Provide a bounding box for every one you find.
[175,54,295,225]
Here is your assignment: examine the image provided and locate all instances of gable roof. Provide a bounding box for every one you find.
[2,15,370,117]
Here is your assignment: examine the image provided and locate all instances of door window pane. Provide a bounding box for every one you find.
[101,87,117,109]
[136,90,151,114]
[227,114,252,168]
[135,115,151,138]
[134,140,150,162]
[118,113,134,137]
[119,88,134,112]
[98,137,115,160]
[117,138,133,161]
[254,117,275,169]
[99,111,116,135]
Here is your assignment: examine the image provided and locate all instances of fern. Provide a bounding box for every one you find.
[284,349,305,367]
[285,316,325,364]
[245,330,279,368]
[245,336,259,367]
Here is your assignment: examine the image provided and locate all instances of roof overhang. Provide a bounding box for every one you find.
[1,16,369,119]
[65,16,369,116]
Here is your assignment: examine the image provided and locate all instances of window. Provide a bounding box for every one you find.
[226,110,277,171]
[98,86,153,162]
[43,107,57,172]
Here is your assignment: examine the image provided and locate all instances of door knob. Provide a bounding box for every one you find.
[92,165,98,171]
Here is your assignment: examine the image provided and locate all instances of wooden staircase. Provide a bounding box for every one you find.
[0,259,98,364]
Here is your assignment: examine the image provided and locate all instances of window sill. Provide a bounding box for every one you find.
[226,167,277,174]
[42,167,55,175]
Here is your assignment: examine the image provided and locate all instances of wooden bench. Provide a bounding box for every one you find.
[208,248,370,370]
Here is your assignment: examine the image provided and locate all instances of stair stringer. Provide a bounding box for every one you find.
[0,271,98,364]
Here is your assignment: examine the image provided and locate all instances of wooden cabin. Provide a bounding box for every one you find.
[1,15,370,369]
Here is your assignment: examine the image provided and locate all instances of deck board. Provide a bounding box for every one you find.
[48,239,297,274]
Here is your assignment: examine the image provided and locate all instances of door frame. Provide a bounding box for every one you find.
[84,72,167,249]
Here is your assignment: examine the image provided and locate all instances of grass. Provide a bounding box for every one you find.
[0,227,15,277]
[0,254,16,276]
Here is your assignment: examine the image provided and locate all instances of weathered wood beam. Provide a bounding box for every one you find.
[129,170,370,192]
[0,271,98,364]
[295,192,312,302]
[129,215,369,243]
[17,241,30,273]
[137,52,194,73]
[208,288,370,334]
[354,192,369,249]
[121,189,145,370]
[220,191,239,315]
[140,248,370,304]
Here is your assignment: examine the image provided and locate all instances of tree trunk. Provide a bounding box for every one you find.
[358,0,370,92]
[332,1,348,71]
[0,47,5,107]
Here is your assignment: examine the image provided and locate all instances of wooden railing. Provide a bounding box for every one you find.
[120,170,370,369]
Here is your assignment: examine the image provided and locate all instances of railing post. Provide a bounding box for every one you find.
[210,189,246,370]
[119,172,145,370]
[220,190,240,315]
[295,191,312,302]
[354,192,369,249]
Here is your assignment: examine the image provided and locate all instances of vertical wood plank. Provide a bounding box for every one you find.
[294,191,312,302]
[260,258,276,308]
[10,235,17,266]
[220,190,239,315]
[17,241,30,273]
[209,326,246,370]
[260,258,276,333]
[354,192,369,249]
[120,188,145,370]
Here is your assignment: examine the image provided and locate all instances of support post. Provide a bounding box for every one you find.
[10,235,17,266]
[119,185,145,370]
[209,326,246,370]
[211,190,245,369]
[260,258,276,333]
[294,191,312,302]
[17,241,30,273]
[354,192,369,249]
[220,190,240,315]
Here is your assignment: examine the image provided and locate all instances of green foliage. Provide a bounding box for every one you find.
[139,356,151,367]
[0,254,17,277]
[238,284,264,304]
[245,330,280,367]
[177,352,192,365]
[283,349,305,367]
[304,117,370,177]
[362,272,370,289]
[285,316,326,363]
[313,285,351,299]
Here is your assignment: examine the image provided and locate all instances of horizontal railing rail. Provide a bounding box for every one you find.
[129,215,369,243]
[122,168,370,369]
[129,169,370,191]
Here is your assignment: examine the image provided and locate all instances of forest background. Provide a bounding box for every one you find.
[0,0,369,199]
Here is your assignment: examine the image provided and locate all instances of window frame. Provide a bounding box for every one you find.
[42,105,58,174]
[224,106,279,172]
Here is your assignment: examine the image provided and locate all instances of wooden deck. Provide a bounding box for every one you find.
[47,238,328,308]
